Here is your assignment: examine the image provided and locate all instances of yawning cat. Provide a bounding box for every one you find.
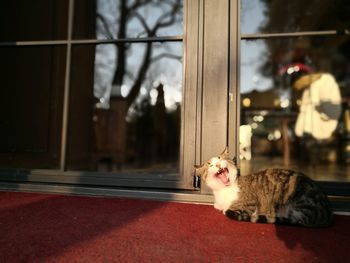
[194,147,333,227]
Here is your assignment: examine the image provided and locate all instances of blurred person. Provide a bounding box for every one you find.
[293,73,341,140]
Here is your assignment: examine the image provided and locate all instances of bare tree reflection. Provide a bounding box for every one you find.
[93,0,183,171]
[95,0,182,109]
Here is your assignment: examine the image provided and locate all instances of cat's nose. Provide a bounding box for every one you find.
[215,163,221,168]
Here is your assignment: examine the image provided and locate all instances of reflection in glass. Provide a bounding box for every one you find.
[241,0,350,34]
[0,0,68,41]
[240,37,350,181]
[67,43,183,174]
[74,0,183,39]
[0,46,66,168]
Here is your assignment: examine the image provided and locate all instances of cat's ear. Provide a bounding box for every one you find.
[220,146,229,158]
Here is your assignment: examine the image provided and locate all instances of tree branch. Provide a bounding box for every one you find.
[131,10,151,34]
[152,0,182,33]
[127,42,153,107]
[151,53,182,63]
[96,13,114,39]
[127,0,149,13]
[125,70,135,81]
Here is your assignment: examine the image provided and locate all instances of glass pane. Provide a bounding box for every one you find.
[241,0,350,34]
[73,0,183,39]
[0,46,66,169]
[0,0,68,41]
[240,36,350,182]
[67,42,183,174]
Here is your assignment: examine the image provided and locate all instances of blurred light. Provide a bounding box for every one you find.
[163,85,182,110]
[287,67,294,74]
[253,115,264,122]
[250,123,258,129]
[153,80,160,87]
[280,99,290,108]
[287,65,300,74]
[140,87,147,96]
[121,84,129,97]
[260,110,268,116]
[267,130,282,141]
[274,130,282,140]
[242,98,251,107]
[150,88,158,105]
[164,93,173,109]
[297,99,302,106]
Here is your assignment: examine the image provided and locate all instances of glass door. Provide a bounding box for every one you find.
[239,0,350,183]
[0,0,200,190]
[67,0,184,184]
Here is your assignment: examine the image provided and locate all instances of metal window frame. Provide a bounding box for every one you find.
[1,0,349,201]
[0,0,198,190]
[241,30,350,40]
[0,36,184,47]
[236,0,350,182]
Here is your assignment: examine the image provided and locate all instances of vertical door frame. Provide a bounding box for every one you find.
[0,0,241,193]
[228,0,240,162]
[189,0,240,194]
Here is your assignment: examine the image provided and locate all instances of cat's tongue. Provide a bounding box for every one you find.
[216,168,229,185]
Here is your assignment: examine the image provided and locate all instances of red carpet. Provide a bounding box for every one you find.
[0,191,349,263]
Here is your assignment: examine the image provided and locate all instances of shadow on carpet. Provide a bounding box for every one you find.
[0,191,349,263]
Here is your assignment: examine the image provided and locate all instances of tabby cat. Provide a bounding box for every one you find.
[194,147,333,227]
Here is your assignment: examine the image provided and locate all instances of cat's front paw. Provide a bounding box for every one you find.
[225,210,241,220]
[252,215,276,224]
[225,210,250,221]
[266,215,276,224]
[251,213,268,223]
[250,210,261,223]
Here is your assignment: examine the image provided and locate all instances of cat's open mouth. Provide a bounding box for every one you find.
[215,168,230,186]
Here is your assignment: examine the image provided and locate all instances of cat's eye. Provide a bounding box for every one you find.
[218,156,221,159]
[207,161,212,166]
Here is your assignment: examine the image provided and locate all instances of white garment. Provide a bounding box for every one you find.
[295,74,341,140]
[239,125,252,160]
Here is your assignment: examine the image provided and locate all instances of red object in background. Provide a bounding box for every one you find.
[0,191,349,263]
[278,63,315,76]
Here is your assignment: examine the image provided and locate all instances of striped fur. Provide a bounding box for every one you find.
[195,148,333,228]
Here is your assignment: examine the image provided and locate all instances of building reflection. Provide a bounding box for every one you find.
[67,0,183,173]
